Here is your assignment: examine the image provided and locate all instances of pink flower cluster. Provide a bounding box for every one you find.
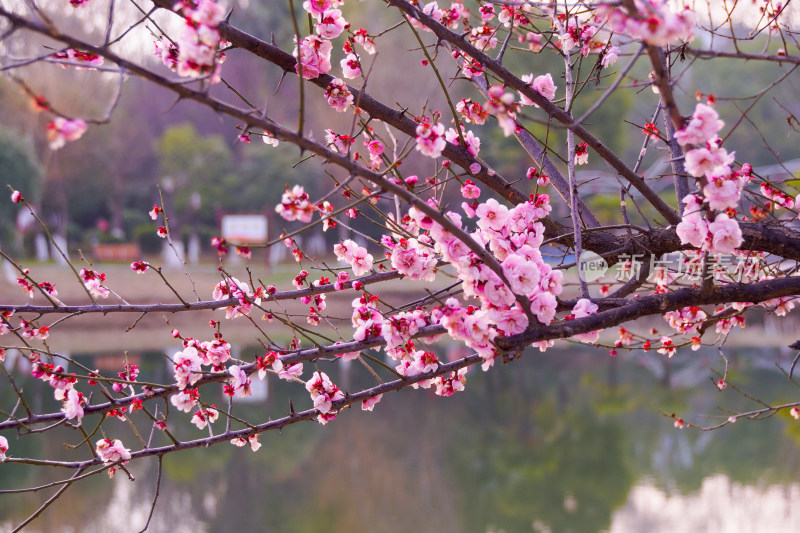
[334,239,374,276]
[324,78,353,112]
[415,119,447,158]
[276,185,316,223]
[675,103,745,254]
[211,277,260,319]
[306,371,345,420]
[294,35,332,79]
[80,268,109,298]
[46,117,87,150]
[599,1,695,46]
[96,438,131,465]
[51,48,104,69]
[172,0,227,83]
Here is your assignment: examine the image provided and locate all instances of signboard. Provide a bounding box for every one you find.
[221,214,268,245]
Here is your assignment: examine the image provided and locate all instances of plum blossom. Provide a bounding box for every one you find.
[675,103,724,146]
[390,238,437,281]
[324,78,353,112]
[601,46,620,68]
[570,298,600,343]
[51,48,104,69]
[79,268,109,299]
[475,198,509,232]
[456,98,488,125]
[306,371,344,414]
[294,35,332,79]
[703,177,741,211]
[444,126,480,157]
[334,239,373,276]
[192,406,219,429]
[0,435,7,461]
[340,53,361,78]
[315,9,346,39]
[574,142,589,165]
[228,365,252,397]
[173,347,203,389]
[96,438,131,465]
[352,28,376,54]
[154,37,179,71]
[171,388,199,412]
[46,117,87,150]
[362,394,383,411]
[520,73,556,106]
[707,213,742,254]
[684,143,734,179]
[212,277,259,319]
[502,253,540,296]
[434,368,468,396]
[174,1,226,83]
[275,185,315,223]
[303,0,336,17]
[484,85,518,136]
[415,120,447,158]
[62,388,85,421]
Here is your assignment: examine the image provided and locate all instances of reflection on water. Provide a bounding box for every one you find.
[2,344,800,533]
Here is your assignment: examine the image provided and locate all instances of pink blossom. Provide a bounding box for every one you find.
[46,117,87,150]
[316,9,346,39]
[475,198,509,232]
[62,388,84,421]
[469,23,498,50]
[456,98,488,125]
[675,103,724,146]
[173,347,203,389]
[275,185,315,223]
[362,394,383,411]
[51,48,104,69]
[200,338,231,366]
[502,253,541,296]
[273,359,304,380]
[444,127,480,157]
[303,0,333,17]
[391,238,437,281]
[676,216,709,249]
[293,35,332,79]
[601,46,620,68]
[0,435,7,461]
[352,28,376,54]
[415,121,447,158]
[435,368,468,396]
[154,37,179,71]
[131,260,149,274]
[170,389,199,412]
[530,290,557,325]
[574,142,589,165]
[228,365,252,397]
[324,78,353,112]
[684,145,734,178]
[707,213,742,254]
[96,438,131,465]
[192,406,219,429]
[703,178,741,211]
[305,371,344,414]
[571,298,600,343]
[526,73,557,105]
[340,54,362,80]
[657,336,676,357]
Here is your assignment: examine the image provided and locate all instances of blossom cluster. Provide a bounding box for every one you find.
[675,103,747,254]
[166,0,228,83]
